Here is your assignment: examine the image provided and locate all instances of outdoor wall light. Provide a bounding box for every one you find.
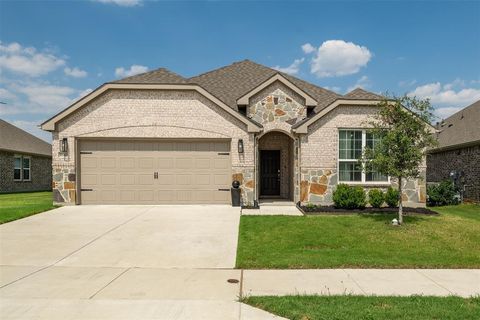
[60,138,68,153]
[238,139,244,154]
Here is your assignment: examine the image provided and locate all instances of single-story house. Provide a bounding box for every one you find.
[41,60,426,206]
[0,119,52,193]
[427,100,480,202]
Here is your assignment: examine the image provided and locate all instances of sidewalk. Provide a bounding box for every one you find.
[242,269,480,298]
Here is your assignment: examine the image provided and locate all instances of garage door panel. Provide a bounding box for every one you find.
[120,175,135,185]
[101,174,116,185]
[80,140,231,204]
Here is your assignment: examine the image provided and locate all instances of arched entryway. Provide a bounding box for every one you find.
[258,131,294,200]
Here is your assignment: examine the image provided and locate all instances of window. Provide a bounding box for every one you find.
[14,156,22,181]
[338,130,388,183]
[13,155,31,182]
[23,157,31,181]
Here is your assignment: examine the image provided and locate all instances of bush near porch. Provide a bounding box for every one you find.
[236,204,480,269]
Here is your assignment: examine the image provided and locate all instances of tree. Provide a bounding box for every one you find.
[361,95,437,224]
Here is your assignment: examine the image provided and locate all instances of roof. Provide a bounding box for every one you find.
[433,100,480,150]
[0,119,51,157]
[112,68,187,84]
[42,59,383,131]
[344,88,384,100]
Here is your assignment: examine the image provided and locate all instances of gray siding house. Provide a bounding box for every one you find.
[0,119,52,193]
[427,100,480,202]
[41,60,427,206]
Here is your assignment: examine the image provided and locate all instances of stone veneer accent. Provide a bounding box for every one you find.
[232,167,255,206]
[248,81,307,127]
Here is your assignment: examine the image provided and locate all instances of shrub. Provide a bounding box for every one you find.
[427,180,459,206]
[333,183,367,209]
[385,187,399,207]
[368,189,385,208]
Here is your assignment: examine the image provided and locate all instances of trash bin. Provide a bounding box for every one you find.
[231,180,241,207]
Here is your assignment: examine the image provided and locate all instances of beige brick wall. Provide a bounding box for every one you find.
[52,89,255,204]
[300,104,426,206]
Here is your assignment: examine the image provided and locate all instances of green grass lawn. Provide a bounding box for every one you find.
[0,192,56,224]
[243,295,480,320]
[236,204,480,269]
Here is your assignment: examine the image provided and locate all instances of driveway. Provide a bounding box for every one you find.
[0,205,283,320]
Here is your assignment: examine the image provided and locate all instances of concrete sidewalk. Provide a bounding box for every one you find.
[243,269,480,298]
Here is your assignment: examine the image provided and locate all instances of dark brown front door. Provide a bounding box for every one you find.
[260,150,280,196]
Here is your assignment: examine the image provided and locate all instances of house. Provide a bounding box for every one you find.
[40,60,426,206]
[427,100,480,202]
[0,119,52,193]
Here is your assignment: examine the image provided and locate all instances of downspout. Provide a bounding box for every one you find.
[253,133,259,207]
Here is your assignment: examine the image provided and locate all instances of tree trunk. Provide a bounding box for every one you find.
[398,176,403,224]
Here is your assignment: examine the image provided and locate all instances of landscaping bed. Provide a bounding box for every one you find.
[298,204,439,215]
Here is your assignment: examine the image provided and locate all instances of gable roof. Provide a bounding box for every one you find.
[344,88,384,100]
[0,119,51,157]
[112,68,187,84]
[189,60,341,111]
[41,59,383,132]
[433,100,480,151]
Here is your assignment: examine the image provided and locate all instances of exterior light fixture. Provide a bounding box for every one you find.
[60,138,68,153]
[238,139,244,154]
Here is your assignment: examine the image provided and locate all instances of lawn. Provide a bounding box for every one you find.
[0,191,56,224]
[236,204,480,268]
[243,295,480,320]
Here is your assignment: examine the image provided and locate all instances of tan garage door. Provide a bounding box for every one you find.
[79,140,231,204]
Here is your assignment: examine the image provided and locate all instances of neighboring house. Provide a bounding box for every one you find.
[0,119,52,193]
[427,100,480,202]
[41,60,426,206]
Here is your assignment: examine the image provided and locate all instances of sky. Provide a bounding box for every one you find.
[0,0,479,142]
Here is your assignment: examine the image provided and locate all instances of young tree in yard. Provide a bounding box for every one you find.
[361,95,437,224]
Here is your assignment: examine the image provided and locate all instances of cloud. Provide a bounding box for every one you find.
[408,80,480,118]
[0,41,65,77]
[301,43,316,54]
[272,58,304,75]
[15,84,76,111]
[324,86,342,93]
[0,88,17,101]
[64,67,87,78]
[347,75,370,92]
[93,0,142,7]
[115,64,148,78]
[398,79,417,87]
[309,40,372,78]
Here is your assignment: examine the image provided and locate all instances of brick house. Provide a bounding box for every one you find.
[41,60,426,206]
[0,119,52,193]
[427,100,480,202]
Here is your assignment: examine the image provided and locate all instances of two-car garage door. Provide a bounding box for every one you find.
[79,140,231,204]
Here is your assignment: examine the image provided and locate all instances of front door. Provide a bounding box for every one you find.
[260,150,280,196]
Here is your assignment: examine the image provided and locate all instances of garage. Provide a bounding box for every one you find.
[78,140,231,204]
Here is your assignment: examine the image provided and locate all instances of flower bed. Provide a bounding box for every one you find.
[298,204,439,215]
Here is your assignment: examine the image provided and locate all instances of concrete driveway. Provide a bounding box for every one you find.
[0,205,283,320]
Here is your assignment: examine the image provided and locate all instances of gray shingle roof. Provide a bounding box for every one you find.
[0,119,51,157]
[189,60,342,111]
[344,88,384,100]
[112,68,187,84]
[434,100,480,150]
[110,60,383,115]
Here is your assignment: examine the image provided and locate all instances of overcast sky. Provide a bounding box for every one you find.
[1,0,479,142]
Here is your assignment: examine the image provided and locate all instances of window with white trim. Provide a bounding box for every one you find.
[338,130,388,183]
[22,157,31,181]
[13,155,31,182]
[14,156,22,181]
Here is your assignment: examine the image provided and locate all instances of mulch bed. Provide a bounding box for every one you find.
[298,205,439,215]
